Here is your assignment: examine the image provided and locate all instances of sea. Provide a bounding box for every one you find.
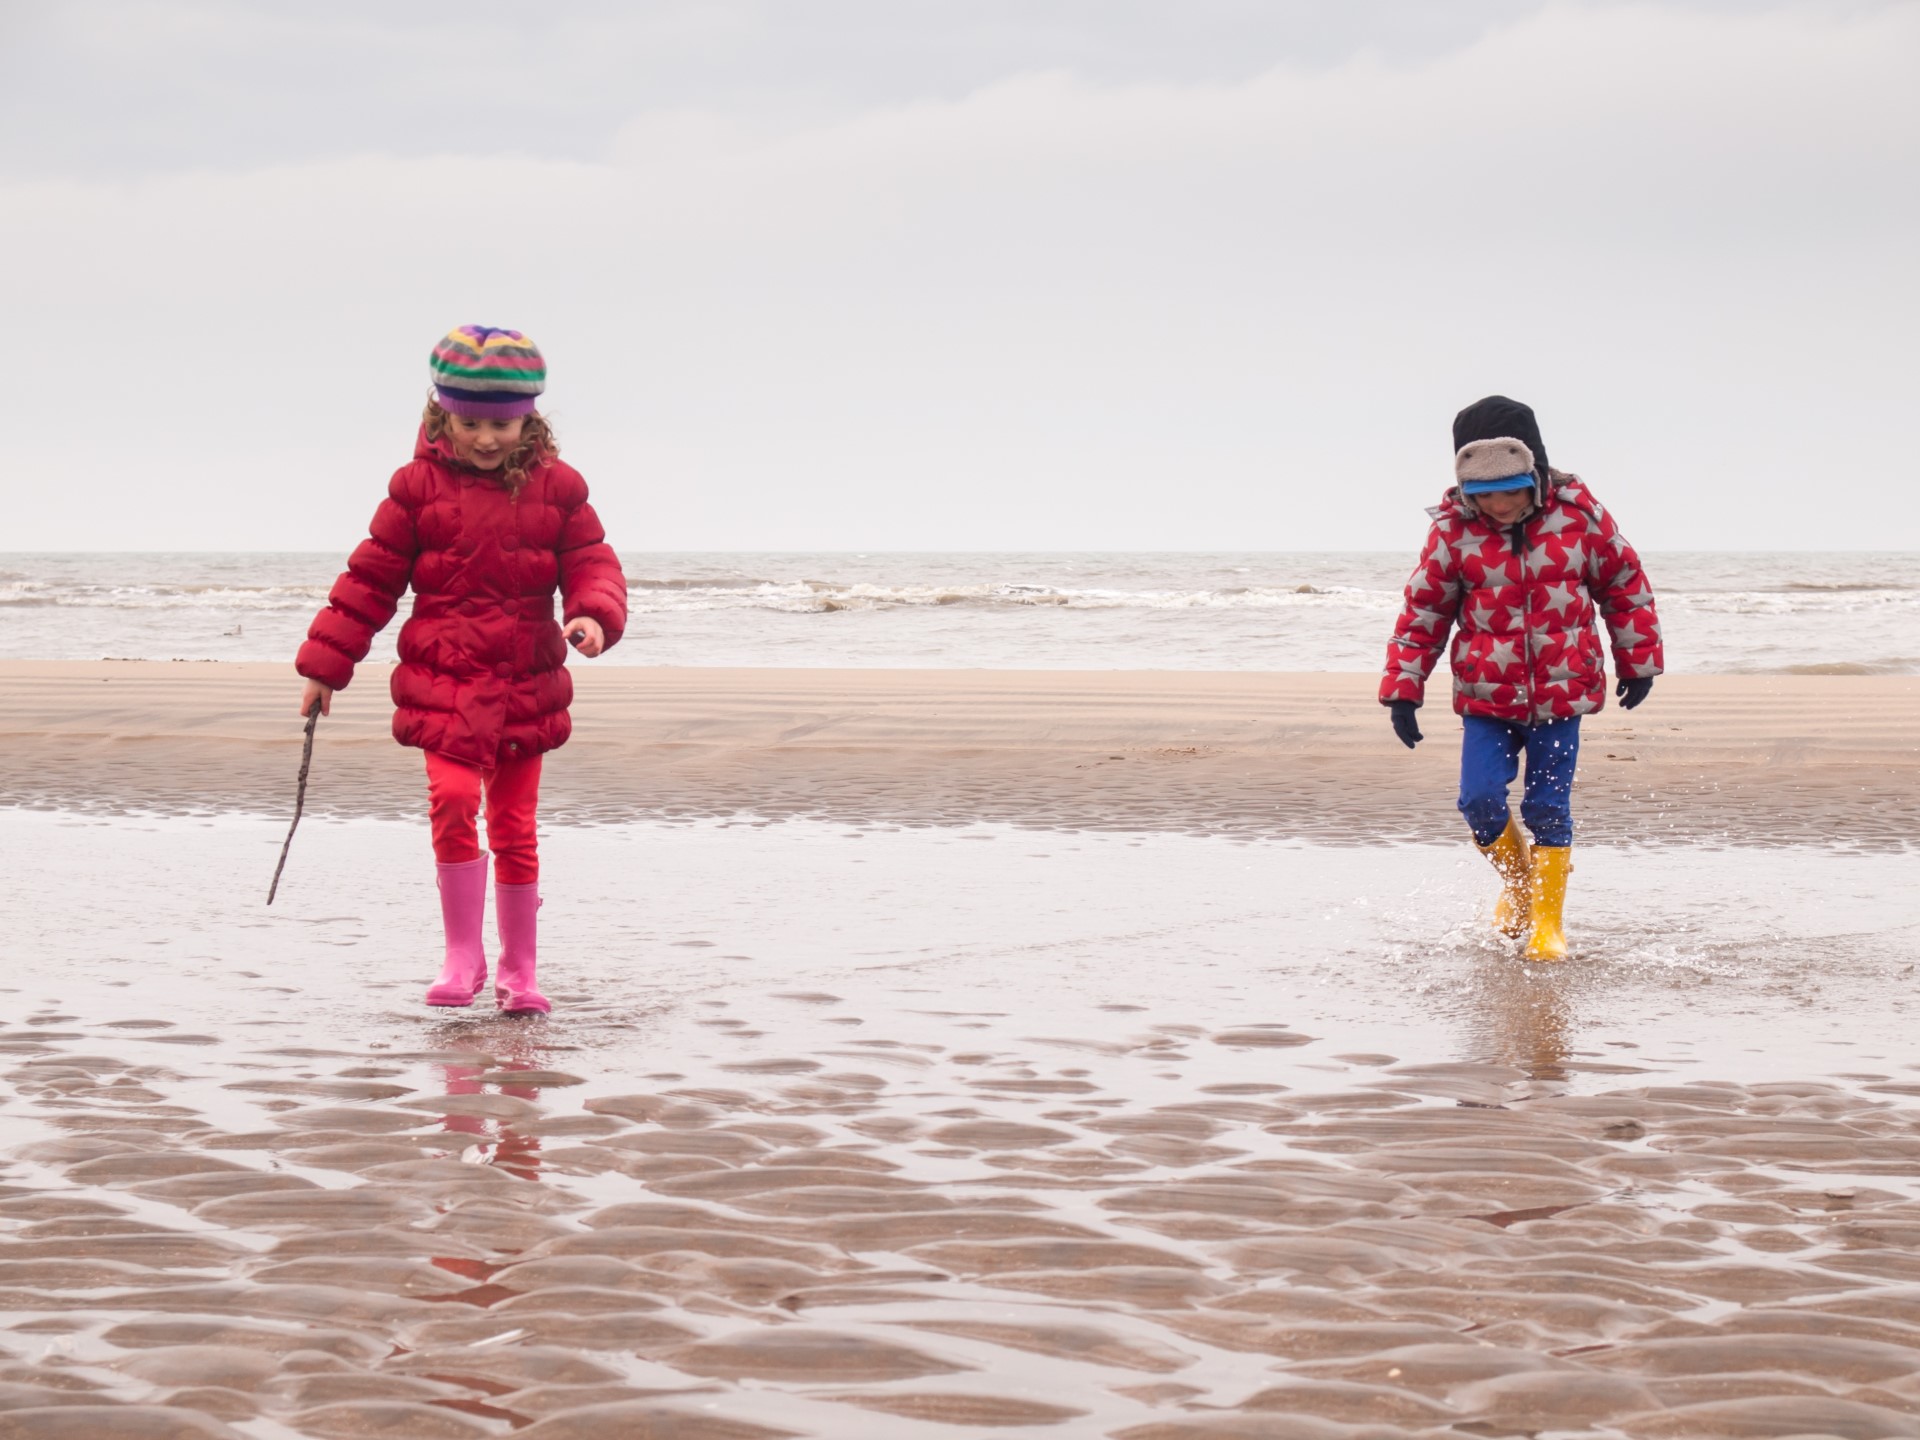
[1,551,1914,673]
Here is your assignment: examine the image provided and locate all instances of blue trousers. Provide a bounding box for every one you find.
[1458,714,1581,849]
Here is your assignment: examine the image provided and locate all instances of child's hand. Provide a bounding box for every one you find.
[1616,676,1654,710]
[299,679,333,718]
[563,617,605,657]
[1388,700,1423,749]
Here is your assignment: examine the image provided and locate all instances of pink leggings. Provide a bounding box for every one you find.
[425,751,542,884]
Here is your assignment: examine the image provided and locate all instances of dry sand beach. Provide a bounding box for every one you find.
[3,662,1920,1439]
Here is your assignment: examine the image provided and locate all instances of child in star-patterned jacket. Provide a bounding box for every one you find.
[1380,396,1662,961]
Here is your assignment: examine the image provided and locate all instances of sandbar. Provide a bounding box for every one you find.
[1,661,1913,845]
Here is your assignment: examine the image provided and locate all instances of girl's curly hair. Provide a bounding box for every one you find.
[423,395,558,495]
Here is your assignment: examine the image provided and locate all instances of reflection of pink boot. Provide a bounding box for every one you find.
[426,858,490,1006]
[494,882,550,1015]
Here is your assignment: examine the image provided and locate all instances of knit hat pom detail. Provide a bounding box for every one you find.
[431,325,545,418]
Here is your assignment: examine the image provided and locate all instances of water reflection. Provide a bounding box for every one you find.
[1462,955,1574,1083]
[433,1048,546,1183]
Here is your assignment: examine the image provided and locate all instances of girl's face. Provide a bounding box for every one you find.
[1474,486,1535,526]
[445,414,526,470]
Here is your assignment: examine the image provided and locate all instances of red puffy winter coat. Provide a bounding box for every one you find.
[1380,470,1662,723]
[296,427,628,767]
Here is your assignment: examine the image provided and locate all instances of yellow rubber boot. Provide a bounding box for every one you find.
[1477,816,1532,940]
[1525,846,1573,962]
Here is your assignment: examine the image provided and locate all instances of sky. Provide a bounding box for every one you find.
[3,0,1916,552]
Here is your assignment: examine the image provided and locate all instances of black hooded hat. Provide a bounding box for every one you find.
[1453,395,1548,477]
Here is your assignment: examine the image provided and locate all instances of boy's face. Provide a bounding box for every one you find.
[1473,485,1535,525]
[446,414,526,470]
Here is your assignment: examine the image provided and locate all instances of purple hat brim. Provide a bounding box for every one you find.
[436,386,538,420]
[1460,474,1535,495]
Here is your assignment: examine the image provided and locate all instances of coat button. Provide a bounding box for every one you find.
[502,536,519,551]
[495,662,513,678]
[502,600,518,616]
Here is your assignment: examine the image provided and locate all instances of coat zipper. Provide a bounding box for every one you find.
[1509,519,1535,723]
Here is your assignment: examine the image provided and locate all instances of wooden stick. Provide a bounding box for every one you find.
[267,701,320,905]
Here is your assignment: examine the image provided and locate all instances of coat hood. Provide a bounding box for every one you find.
[415,423,488,471]
[415,423,454,464]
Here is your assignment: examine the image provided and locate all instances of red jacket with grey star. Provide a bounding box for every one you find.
[296,427,628,767]
[1379,470,1661,723]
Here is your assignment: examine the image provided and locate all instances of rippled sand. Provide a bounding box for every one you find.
[4,810,1920,1437]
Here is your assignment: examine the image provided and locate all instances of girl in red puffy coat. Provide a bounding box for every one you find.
[1380,396,1662,962]
[295,326,628,1013]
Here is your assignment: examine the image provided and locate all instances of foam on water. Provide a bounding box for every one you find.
[3,549,1914,672]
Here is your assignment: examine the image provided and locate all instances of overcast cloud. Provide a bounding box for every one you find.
[3,0,1915,551]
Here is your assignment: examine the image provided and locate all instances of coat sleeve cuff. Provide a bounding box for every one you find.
[295,643,354,692]
[1379,676,1427,706]
[563,584,627,650]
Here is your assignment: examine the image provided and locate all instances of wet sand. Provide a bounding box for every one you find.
[3,806,1920,1437]
[1,661,1916,846]
[3,661,1918,1437]
[18,1005,1920,1440]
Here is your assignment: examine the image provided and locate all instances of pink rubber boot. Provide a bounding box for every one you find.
[425,857,490,1006]
[493,882,550,1015]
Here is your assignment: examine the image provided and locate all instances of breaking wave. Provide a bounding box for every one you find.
[2,551,1914,670]
[621,579,1394,615]
[0,581,328,611]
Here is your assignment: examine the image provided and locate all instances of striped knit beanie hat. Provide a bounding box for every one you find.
[429,325,546,419]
